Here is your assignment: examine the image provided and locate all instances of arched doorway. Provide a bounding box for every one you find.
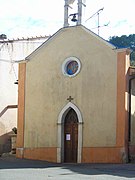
[57,102,83,163]
[64,108,78,163]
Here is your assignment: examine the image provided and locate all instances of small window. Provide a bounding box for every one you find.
[62,57,81,77]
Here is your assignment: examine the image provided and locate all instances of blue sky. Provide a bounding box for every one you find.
[0,0,135,40]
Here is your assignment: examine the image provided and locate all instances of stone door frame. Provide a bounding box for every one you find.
[57,102,83,163]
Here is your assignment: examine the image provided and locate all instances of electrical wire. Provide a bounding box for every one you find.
[0,59,16,63]
[0,59,24,63]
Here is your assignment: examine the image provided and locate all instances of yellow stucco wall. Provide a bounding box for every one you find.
[24,26,117,148]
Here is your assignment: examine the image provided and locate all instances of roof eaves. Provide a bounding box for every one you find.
[25,27,65,61]
[115,48,131,54]
[80,25,116,49]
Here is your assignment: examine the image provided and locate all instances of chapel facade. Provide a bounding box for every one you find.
[16,0,135,163]
[16,25,135,163]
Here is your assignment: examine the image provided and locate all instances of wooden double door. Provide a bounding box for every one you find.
[64,108,78,163]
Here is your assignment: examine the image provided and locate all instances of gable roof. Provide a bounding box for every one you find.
[22,25,120,62]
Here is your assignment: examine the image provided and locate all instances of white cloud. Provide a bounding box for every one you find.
[0,0,135,40]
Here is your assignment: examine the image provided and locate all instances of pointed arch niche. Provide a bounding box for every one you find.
[57,102,83,163]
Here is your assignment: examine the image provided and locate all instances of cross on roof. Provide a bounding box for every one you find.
[67,96,74,102]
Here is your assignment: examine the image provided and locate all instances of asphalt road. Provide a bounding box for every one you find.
[0,155,135,180]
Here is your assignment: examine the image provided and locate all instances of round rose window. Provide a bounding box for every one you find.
[62,57,81,77]
[66,61,79,75]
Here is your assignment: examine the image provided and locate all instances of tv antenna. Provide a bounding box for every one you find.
[85,7,108,36]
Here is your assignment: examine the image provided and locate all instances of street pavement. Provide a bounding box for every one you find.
[0,155,135,180]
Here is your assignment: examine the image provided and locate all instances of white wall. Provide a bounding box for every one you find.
[0,37,48,153]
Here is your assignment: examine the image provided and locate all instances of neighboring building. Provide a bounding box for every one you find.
[0,36,49,154]
[129,68,135,161]
[16,25,135,163]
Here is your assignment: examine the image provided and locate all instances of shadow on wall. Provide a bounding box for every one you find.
[0,131,12,155]
[130,112,135,162]
[130,78,135,161]
[131,112,135,141]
